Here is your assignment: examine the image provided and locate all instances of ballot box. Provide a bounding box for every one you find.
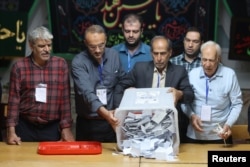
[115,88,179,160]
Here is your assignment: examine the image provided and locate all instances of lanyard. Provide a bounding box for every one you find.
[157,73,160,88]
[98,60,104,85]
[127,52,131,72]
[205,77,209,104]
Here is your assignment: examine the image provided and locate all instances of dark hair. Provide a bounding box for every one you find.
[121,13,144,29]
[185,27,203,42]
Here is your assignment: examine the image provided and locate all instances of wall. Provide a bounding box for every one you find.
[217,0,250,124]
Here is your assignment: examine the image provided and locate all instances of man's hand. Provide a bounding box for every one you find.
[6,127,21,145]
[219,124,232,140]
[61,127,75,141]
[167,87,183,106]
[107,110,119,130]
[97,106,119,131]
[191,114,203,132]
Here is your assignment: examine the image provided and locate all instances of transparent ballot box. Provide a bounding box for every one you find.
[115,88,179,160]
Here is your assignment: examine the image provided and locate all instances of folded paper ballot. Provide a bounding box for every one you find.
[37,141,102,155]
[115,88,179,161]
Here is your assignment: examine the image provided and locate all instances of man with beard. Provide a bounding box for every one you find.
[6,26,75,144]
[71,25,126,142]
[112,13,152,73]
[170,27,203,143]
[170,27,203,72]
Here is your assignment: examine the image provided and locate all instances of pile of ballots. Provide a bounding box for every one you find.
[115,88,179,161]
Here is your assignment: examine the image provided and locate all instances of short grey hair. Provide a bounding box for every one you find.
[150,35,172,51]
[200,40,222,57]
[28,26,53,43]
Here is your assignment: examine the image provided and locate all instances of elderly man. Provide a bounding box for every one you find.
[184,41,243,144]
[114,35,194,142]
[6,26,74,144]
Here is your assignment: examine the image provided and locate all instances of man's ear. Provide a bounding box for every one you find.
[218,55,222,63]
[169,49,173,57]
[28,41,33,51]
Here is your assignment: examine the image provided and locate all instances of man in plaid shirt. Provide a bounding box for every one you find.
[170,27,203,143]
[6,26,74,144]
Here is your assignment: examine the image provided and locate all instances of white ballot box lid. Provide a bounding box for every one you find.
[118,87,175,110]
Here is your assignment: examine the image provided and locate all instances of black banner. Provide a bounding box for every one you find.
[49,0,216,57]
[229,17,250,61]
[0,12,27,56]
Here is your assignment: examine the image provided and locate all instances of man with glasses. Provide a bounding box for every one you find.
[71,25,126,142]
[170,27,203,72]
[112,13,152,73]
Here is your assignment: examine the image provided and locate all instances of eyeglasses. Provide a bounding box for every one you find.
[86,42,106,51]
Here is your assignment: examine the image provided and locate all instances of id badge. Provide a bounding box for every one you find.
[96,86,107,105]
[35,83,47,103]
[200,105,211,122]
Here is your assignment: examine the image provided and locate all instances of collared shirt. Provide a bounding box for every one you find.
[112,42,152,72]
[185,64,243,140]
[6,55,73,129]
[152,67,167,88]
[71,48,126,117]
[170,53,201,72]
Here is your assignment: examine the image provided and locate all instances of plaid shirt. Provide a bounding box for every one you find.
[6,55,73,129]
[170,53,202,72]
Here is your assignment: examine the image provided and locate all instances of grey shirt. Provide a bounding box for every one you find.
[71,48,126,117]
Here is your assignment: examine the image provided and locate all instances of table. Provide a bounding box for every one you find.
[0,142,139,167]
[141,143,250,167]
[0,142,250,167]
